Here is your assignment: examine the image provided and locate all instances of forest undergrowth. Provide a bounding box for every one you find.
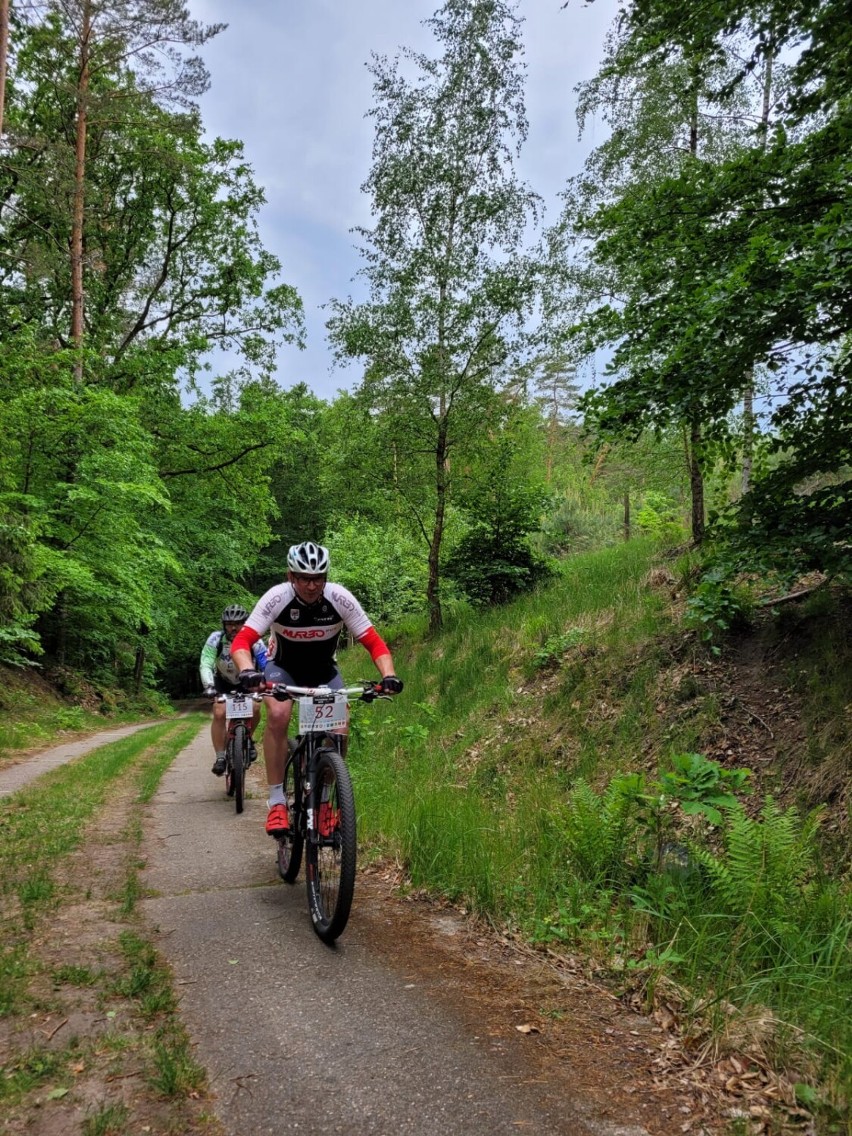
[342,538,851,1133]
[1,538,849,1133]
[0,667,174,760]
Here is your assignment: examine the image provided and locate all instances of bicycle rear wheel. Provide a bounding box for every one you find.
[306,747,356,942]
[228,725,247,814]
[276,752,304,883]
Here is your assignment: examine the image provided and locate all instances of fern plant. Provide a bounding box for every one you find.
[561,776,639,886]
[690,799,823,948]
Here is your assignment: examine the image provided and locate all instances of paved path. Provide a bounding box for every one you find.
[0,720,174,798]
[140,730,644,1136]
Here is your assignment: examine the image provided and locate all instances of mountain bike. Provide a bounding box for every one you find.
[214,690,262,815]
[266,681,385,943]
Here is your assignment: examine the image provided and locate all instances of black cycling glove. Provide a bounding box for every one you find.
[238,669,264,692]
[379,675,404,695]
[203,685,216,699]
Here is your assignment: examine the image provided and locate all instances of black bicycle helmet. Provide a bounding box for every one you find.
[221,604,249,634]
[287,541,329,575]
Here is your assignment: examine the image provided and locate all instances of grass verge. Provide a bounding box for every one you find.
[0,715,216,1133]
[341,539,851,1131]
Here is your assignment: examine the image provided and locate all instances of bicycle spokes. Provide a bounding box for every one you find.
[306,749,356,942]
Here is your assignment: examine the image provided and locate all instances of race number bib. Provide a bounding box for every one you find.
[298,692,347,733]
[224,694,252,720]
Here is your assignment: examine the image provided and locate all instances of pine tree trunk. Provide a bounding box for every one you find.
[689,420,705,545]
[742,377,754,495]
[741,48,772,497]
[0,0,10,140]
[71,1,92,382]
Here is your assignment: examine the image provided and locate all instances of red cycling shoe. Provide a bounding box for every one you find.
[265,802,289,836]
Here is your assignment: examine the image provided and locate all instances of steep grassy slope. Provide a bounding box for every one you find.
[341,539,851,1125]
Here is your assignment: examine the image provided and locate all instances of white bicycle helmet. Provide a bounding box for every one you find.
[287,541,329,575]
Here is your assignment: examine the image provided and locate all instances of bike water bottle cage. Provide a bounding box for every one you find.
[287,541,329,575]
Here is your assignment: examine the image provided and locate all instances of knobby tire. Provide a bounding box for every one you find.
[277,750,304,883]
[230,724,246,814]
[306,746,356,942]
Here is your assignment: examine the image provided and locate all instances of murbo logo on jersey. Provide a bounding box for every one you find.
[261,593,283,617]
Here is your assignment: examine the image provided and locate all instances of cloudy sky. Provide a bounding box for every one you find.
[187,0,618,399]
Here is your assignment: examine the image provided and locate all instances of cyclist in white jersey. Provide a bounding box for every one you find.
[231,541,403,836]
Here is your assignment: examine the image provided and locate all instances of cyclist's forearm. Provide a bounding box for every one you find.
[232,624,262,673]
[373,652,395,678]
[356,628,396,678]
[199,643,217,687]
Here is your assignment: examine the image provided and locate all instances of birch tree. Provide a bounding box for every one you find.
[327,0,540,630]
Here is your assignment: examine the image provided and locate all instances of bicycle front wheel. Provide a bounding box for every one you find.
[306,747,356,942]
[277,752,304,883]
[229,725,247,814]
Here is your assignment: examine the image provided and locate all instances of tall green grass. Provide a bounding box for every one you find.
[341,538,851,1121]
[343,538,667,882]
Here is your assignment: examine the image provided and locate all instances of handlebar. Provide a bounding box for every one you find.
[262,681,388,704]
[212,690,265,703]
[206,682,392,703]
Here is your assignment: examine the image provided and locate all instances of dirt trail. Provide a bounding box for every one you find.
[136,726,745,1136]
[0,720,175,798]
[0,721,764,1135]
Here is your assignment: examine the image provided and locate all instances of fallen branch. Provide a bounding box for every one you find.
[758,584,821,608]
[40,1017,68,1041]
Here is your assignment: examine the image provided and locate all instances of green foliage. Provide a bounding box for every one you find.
[348,536,850,1109]
[531,627,586,669]
[0,8,304,684]
[540,493,622,555]
[635,491,684,542]
[685,569,753,652]
[554,0,852,575]
[719,458,852,584]
[324,516,425,625]
[556,754,750,893]
[0,1048,63,1101]
[689,799,833,969]
[445,525,553,608]
[659,751,751,826]
[326,0,540,629]
[561,778,638,886]
[149,1038,206,1098]
[445,436,554,607]
[82,1104,131,1136]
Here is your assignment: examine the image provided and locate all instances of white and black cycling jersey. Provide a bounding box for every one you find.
[244,582,372,686]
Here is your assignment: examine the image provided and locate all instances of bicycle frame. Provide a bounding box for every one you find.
[214,690,263,814]
[265,681,384,942]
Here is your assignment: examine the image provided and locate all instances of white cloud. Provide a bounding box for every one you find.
[187,0,617,396]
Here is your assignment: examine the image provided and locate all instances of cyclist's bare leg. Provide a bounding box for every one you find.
[332,707,350,756]
[211,700,227,753]
[263,697,293,787]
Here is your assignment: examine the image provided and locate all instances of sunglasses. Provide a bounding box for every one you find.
[291,573,326,584]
